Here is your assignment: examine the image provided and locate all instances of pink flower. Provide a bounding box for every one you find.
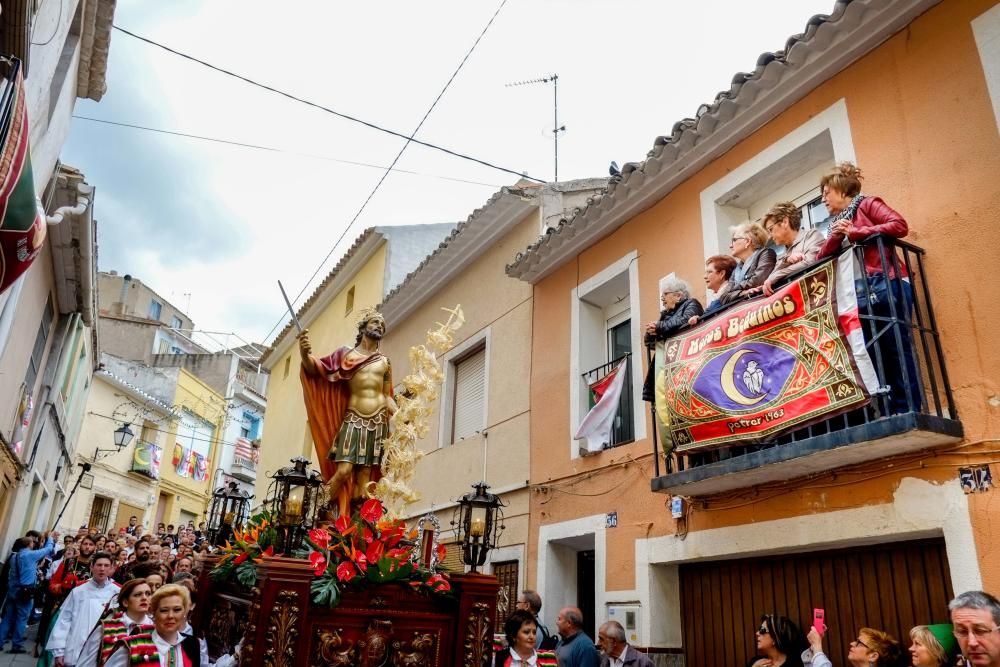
[334,515,354,536]
[360,498,384,523]
[309,528,331,550]
[366,541,384,564]
[308,551,326,576]
[234,552,249,565]
[426,574,450,592]
[336,561,356,582]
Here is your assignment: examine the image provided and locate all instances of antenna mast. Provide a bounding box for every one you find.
[506,74,565,182]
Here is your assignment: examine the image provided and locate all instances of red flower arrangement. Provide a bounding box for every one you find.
[307,498,451,608]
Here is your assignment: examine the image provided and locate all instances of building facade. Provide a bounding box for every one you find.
[507,0,1000,664]
[0,0,116,552]
[377,182,604,618]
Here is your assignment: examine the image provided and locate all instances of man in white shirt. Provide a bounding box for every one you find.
[47,552,120,667]
[597,621,653,667]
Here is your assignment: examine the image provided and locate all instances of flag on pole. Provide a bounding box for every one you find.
[574,357,629,456]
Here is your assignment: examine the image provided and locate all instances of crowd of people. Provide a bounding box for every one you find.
[498,589,1000,667]
[0,518,214,666]
[642,161,919,416]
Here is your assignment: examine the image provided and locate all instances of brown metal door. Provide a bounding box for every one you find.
[679,538,954,667]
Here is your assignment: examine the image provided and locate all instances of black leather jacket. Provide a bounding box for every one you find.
[646,297,704,347]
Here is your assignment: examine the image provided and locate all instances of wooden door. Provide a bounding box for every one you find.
[114,501,145,532]
[679,538,954,667]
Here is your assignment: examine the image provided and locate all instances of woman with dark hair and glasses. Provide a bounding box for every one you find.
[749,614,807,667]
[805,625,906,667]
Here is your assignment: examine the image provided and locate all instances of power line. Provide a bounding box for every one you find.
[111,24,541,185]
[72,115,502,188]
[261,0,510,344]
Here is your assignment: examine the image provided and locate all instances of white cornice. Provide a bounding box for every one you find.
[506,0,942,283]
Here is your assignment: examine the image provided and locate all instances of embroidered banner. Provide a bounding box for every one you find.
[655,252,878,453]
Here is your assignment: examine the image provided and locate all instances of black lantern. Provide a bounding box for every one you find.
[265,457,322,554]
[207,481,251,547]
[113,423,135,449]
[453,481,505,573]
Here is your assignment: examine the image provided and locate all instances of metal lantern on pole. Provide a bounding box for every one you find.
[265,456,322,554]
[453,481,505,573]
[207,480,251,547]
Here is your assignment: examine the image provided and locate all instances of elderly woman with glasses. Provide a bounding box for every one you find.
[749,614,807,667]
[642,277,703,402]
[722,222,776,306]
[805,625,905,667]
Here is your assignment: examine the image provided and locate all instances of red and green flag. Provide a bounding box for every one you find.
[0,58,45,296]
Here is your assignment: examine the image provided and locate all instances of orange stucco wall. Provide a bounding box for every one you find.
[528,0,1000,593]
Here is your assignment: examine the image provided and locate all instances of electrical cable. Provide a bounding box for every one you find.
[256,0,510,344]
[71,115,502,188]
[110,24,540,185]
[30,0,63,46]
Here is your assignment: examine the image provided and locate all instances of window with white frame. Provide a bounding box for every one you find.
[450,345,486,443]
[148,299,162,320]
[699,99,856,260]
[570,251,645,456]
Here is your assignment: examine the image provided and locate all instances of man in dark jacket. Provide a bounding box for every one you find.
[642,278,703,402]
[598,621,654,667]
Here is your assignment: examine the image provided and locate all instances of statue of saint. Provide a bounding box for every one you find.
[298,308,397,517]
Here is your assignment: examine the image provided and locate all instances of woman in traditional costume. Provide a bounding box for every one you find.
[102,585,201,667]
[75,579,153,667]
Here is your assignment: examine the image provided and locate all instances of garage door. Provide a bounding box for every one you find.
[679,538,954,667]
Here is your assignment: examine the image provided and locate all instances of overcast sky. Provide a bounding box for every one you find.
[62,0,834,346]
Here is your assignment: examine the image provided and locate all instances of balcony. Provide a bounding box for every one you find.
[582,353,634,448]
[231,452,257,483]
[650,235,963,497]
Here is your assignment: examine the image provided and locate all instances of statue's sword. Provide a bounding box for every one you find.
[277,280,304,335]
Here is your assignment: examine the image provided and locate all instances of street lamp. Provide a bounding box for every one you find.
[265,457,322,554]
[113,423,135,449]
[207,480,251,547]
[453,481,505,573]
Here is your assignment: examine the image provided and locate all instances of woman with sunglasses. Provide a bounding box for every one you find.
[805,625,905,667]
[750,614,808,667]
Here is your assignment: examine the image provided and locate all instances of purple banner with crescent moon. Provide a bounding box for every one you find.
[654,253,878,453]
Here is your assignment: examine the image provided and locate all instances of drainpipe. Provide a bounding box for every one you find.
[44,185,91,225]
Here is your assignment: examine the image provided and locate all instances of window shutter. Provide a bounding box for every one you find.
[451,347,486,442]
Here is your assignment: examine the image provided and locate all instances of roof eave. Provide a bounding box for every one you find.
[505,0,941,284]
[379,190,536,326]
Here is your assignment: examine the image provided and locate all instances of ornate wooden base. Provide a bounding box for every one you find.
[197,556,499,667]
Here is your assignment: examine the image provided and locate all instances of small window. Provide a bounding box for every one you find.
[283,356,291,379]
[451,345,486,442]
[170,346,183,354]
[24,297,54,391]
[171,316,183,330]
[157,340,169,354]
[345,286,356,315]
[89,496,113,533]
[148,300,162,320]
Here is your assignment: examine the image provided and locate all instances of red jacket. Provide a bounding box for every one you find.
[817,196,909,279]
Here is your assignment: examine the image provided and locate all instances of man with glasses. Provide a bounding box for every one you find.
[950,590,1000,666]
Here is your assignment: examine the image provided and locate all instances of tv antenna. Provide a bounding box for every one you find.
[506,74,565,182]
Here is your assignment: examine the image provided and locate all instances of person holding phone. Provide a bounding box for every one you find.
[805,625,905,667]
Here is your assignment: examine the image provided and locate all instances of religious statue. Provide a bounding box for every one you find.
[298,308,397,517]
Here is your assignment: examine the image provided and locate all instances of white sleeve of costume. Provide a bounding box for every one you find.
[101,646,128,667]
[200,638,209,667]
[46,587,76,656]
[75,624,102,667]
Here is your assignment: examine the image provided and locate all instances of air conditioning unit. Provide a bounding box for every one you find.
[607,604,641,645]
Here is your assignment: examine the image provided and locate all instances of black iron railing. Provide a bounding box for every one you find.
[655,234,957,476]
[582,353,634,448]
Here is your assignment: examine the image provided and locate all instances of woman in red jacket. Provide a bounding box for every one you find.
[817,162,921,415]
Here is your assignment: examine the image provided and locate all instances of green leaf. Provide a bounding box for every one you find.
[310,572,341,608]
[235,561,258,588]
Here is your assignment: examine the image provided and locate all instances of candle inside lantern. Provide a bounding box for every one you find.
[223,511,235,525]
[470,507,486,537]
[421,527,434,567]
[284,487,305,521]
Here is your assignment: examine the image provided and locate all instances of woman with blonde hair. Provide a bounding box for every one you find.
[721,221,776,305]
[907,625,958,667]
[101,584,203,667]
